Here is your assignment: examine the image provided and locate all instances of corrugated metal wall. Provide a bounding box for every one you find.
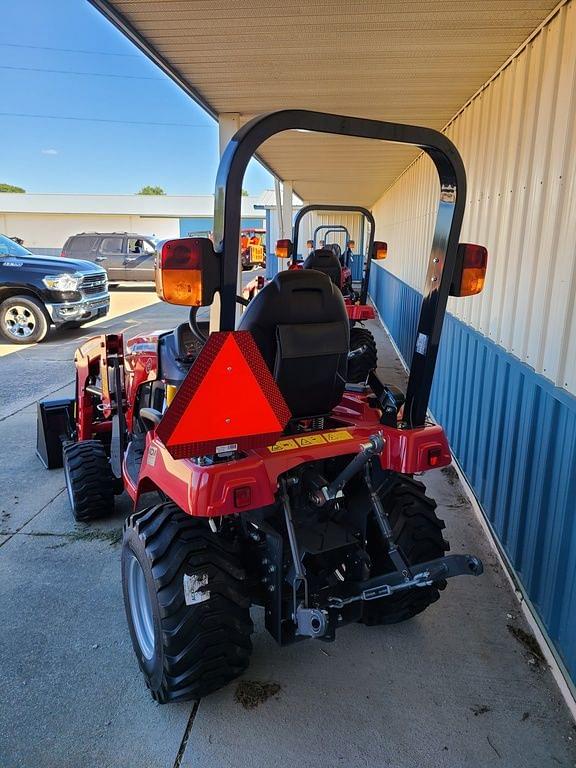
[369,0,576,689]
[372,0,576,395]
[369,266,576,685]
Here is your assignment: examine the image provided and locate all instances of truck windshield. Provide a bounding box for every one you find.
[0,235,32,258]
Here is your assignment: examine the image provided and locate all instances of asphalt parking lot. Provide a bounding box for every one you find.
[1,285,575,768]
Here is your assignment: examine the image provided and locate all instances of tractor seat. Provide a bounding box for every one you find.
[303,248,342,288]
[237,270,349,418]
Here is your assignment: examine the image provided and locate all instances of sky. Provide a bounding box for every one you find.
[0,0,273,196]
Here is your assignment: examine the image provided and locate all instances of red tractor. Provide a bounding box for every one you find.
[38,110,487,704]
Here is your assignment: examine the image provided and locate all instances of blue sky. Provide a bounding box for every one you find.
[0,0,273,196]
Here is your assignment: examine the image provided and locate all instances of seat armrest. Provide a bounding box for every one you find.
[139,408,163,427]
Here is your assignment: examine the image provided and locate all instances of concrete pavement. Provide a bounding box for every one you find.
[0,290,574,768]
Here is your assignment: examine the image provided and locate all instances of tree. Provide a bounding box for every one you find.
[241,189,249,196]
[137,185,166,195]
[0,183,25,193]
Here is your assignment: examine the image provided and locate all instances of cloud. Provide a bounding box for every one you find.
[41,148,59,155]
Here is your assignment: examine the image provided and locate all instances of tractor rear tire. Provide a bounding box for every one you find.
[122,503,253,703]
[361,476,449,625]
[348,327,378,383]
[63,439,115,521]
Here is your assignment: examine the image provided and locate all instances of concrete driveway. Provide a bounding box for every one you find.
[0,287,575,768]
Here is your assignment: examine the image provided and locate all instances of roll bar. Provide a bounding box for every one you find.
[292,204,376,304]
[313,225,350,247]
[213,109,467,427]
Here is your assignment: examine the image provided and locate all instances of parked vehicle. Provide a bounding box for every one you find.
[240,228,266,269]
[61,232,158,283]
[39,109,486,704]
[0,234,109,344]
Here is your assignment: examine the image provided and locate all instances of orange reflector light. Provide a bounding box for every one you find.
[451,244,488,297]
[234,487,252,508]
[373,241,388,260]
[275,239,293,259]
[156,331,291,458]
[156,238,219,306]
[428,446,443,467]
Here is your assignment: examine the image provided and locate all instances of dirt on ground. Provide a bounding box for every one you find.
[234,680,281,710]
[507,624,546,667]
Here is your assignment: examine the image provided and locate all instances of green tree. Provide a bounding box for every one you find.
[241,189,249,196]
[0,183,25,193]
[137,185,166,195]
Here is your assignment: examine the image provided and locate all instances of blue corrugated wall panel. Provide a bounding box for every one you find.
[350,254,364,282]
[369,265,576,685]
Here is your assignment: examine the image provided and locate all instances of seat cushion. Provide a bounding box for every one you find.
[238,270,350,417]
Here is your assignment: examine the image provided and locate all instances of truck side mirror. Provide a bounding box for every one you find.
[156,237,220,306]
[450,243,488,297]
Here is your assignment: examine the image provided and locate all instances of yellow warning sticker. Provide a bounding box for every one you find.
[267,430,355,453]
[267,438,299,453]
[294,434,327,447]
[323,429,354,443]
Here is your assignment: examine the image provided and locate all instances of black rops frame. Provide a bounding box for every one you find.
[292,204,376,304]
[213,110,467,428]
[313,224,350,247]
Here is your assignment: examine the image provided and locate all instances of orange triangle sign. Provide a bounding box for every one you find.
[156,331,291,458]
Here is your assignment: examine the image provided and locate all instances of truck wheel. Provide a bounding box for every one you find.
[348,327,377,383]
[0,295,49,344]
[63,440,115,521]
[361,476,449,625]
[122,503,253,703]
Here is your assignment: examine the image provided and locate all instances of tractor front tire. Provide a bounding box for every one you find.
[361,476,449,625]
[122,503,253,703]
[63,439,115,521]
[348,326,378,383]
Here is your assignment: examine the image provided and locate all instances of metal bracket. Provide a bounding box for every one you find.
[295,606,328,637]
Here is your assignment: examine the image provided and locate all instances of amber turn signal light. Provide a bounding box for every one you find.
[275,239,293,259]
[156,237,219,306]
[373,241,388,260]
[450,244,488,297]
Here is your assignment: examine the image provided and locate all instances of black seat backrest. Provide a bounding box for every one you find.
[303,248,342,287]
[238,270,349,418]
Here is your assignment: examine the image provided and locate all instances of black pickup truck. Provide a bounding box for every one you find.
[0,234,109,344]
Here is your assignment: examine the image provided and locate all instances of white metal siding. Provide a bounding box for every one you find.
[372,0,576,394]
[300,212,366,252]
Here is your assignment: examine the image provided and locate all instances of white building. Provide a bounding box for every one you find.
[0,193,265,255]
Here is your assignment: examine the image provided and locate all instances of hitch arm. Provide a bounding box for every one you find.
[311,433,385,506]
[329,554,483,608]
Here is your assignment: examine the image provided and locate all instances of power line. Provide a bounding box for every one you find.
[0,42,139,57]
[0,111,213,129]
[0,64,163,81]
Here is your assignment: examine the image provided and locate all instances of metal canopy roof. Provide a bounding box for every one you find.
[93,0,559,206]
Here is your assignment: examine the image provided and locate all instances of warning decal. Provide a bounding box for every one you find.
[323,430,354,443]
[267,430,355,453]
[295,434,327,447]
[267,439,299,453]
